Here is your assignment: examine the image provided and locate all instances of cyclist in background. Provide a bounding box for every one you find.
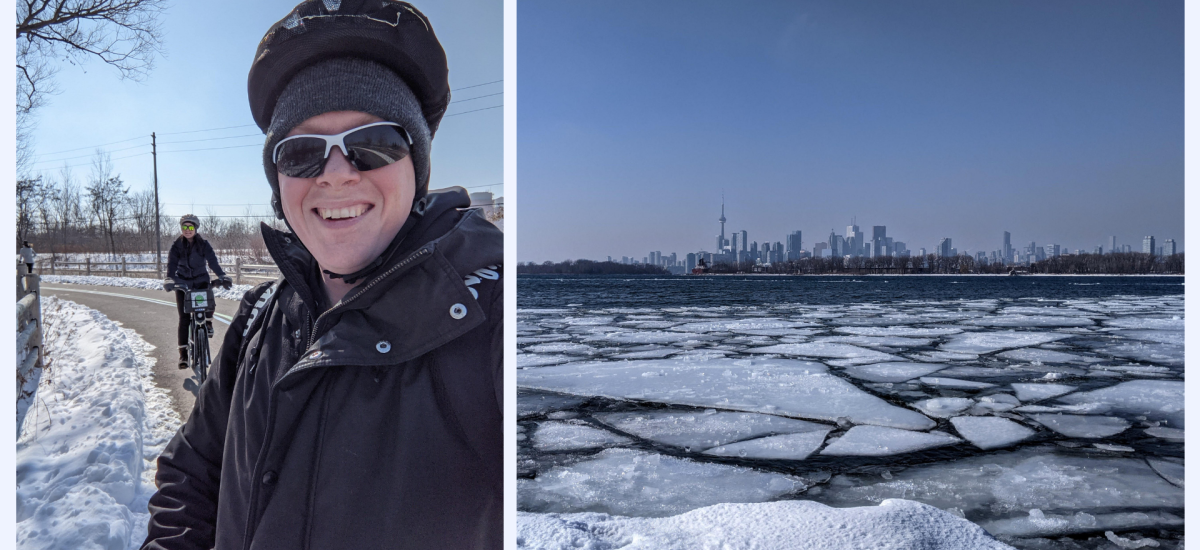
[167,214,231,368]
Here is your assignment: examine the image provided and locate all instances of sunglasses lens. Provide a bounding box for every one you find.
[275,137,329,178]
[344,125,410,172]
[181,224,195,230]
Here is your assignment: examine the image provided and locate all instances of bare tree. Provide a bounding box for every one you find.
[16,175,43,245]
[16,0,167,162]
[128,188,159,253]
[85,151,128,257]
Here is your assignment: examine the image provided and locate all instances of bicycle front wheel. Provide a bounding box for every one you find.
[193,323,209,385]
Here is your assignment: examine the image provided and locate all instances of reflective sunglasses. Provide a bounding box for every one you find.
[180,223,197,231]
[272,121,412,178]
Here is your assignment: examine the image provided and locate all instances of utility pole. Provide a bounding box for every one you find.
[152,132,161,277]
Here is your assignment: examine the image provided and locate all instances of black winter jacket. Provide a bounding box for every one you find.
[142,189,503,550]
[167,234,226,287]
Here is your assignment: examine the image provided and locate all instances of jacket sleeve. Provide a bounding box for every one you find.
[141,283,271,550]
[204,241,227,279]
[166,243,184,286]
[490,272,503,417]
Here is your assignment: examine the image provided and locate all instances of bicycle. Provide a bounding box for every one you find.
[164,278,232,385]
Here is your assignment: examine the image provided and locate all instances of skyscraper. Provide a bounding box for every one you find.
[938,238,952,258]
[1003,231,1011,265]
[1143,236,1156,255]
[787,231,803,261]
[1164,239,1176,256]
[872,226,887,257]
[1109,236,1117,254]
[847,220,863,256]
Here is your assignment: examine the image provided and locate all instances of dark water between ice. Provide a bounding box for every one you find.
[518,274,1184,309]
[517,275,1185,550]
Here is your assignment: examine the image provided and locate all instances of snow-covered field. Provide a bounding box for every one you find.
[16,297,182,550]
[517,294,1185,549]
[42,275,256,302]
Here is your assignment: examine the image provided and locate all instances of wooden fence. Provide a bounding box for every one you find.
[17,262,41,404]
[35,257,281,285]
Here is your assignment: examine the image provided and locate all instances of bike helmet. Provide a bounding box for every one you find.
[179,214,200,228]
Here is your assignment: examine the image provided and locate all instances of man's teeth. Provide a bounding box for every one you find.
[319,205,368,220]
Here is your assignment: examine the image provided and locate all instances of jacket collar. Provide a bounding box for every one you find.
[259,188,499,376]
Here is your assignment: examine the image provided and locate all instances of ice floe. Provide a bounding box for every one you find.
[840,362,947,383]
[703,429,833,461]
[981,509,1182,539]
[582,330,712,345]
[1056,380,1184,428]
[995,348,1099,364]
[746,343,901,366]
[1010,383,1077,402]
[532,421,631,451]
[518,448,805,517]
[1143,427,1184,441]
[517,354,577,368]
[949,416,1036,450]
[820,426,961,456]
[834,326,964,337]
[1146,458,1183,488]
[911,398,974,418]
[919,377,996,390]
[593,411,827,451]
[964,315,1095,328]
[1030,414,1130,438]
[524,342,597,355]
[940,331,1071,355]
[519,358,936,430]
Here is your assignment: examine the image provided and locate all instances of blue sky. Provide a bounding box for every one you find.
[517,0,1183,262]
[26,0,501,222]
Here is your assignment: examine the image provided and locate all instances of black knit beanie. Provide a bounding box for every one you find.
[262,57,432,220]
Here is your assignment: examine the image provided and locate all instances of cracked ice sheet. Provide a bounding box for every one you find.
[668,318,820,333]
[594,411,828,451]
[746,343,902,366]
[1010,383,1076,402]
[813,335,935,348]
[1112,329,1184,346]
[982,510,1182,538]
[949,416,1035,450]
[940,331,1071,355]
[516,499,1014,550]
[919,377,996,390]
[814,447,1184,516]
[518,392,589,419]
[911,398,973,418]
[841,362,948,383]
[582,331,714,345]
[524,342,597,355]
[704,429,833,461]
[518,358,936,430]
[1029,414,1130,438]
[834,326,964,337]
[518,448,805,517]
[1103,317,1184,331]
[820,426,961,456]
[517,354,577,368]
[1056,380,1184,429]
[532,421,631,452]
[1097,341,1184,366]
[963,315,1095,328]
[995,348,1100,364]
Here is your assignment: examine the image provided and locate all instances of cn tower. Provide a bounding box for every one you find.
[717,196,727,252]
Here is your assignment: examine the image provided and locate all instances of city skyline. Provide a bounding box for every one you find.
[518,1,1182,263]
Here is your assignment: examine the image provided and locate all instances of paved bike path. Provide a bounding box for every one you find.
[42,283,244,420]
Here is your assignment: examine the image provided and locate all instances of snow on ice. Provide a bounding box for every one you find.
[532,421,631,452]
[948,416,1036,450]
[16,297,182,550]
[1028,414,1131,439]
[516,499,1014,550]
[819,426,961,456]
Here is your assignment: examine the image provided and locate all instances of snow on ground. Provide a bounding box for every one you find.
[517,499,1015,549]
[42,275,255,301]
[17,296,182,550]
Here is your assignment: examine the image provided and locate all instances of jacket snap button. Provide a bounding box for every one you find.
[262,471,277,485]
[376,340,391,353]
[450,303,467,319]
[293,329,301,339]
[309,351,321,359]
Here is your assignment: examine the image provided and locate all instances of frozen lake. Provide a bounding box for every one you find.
[517,275,1184,549]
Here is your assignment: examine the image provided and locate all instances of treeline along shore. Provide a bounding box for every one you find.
[519,252,1183,276]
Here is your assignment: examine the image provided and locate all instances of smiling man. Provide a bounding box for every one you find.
[141,2,503,549]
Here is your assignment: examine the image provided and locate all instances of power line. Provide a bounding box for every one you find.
[444,104,502,118]
[38,135,146,156]
[158,123,258,136]
[451,79,502,91]
[158,132,263,145]
[33,143,151,165]
[449,92,503,104]
[44,151,153,170]
[159,143,262,154]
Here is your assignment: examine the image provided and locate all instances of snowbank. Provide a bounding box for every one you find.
[42,274,254,302]
[16,296,182,550]
[516,499,1014,549]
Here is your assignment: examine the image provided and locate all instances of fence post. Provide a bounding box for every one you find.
[17,261,26,301]
[236,257,242,286]
[49,258,55,275]
[121,258,127,277]
[85,258,91,276]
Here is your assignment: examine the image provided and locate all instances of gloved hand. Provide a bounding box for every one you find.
[163,278,177,292]
[218,276,233,289]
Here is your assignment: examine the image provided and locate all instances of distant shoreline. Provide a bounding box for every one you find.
[519,272,1183,277]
